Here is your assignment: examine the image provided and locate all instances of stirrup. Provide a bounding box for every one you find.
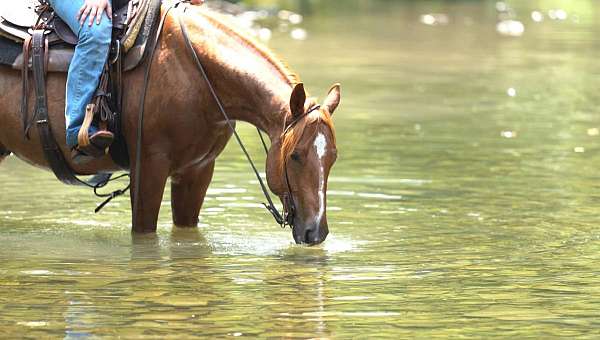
[71,130,114,165]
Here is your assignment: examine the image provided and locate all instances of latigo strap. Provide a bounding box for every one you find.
[31,29,80,185]
[29,29,111,187]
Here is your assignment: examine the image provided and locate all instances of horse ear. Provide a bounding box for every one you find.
[290,83,306,118]
[323,83,341,115]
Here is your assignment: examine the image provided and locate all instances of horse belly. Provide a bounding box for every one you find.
[171,123,233,173]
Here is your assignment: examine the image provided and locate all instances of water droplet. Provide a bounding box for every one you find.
[420,13,449,26]
[17,321,48,327]
[507,87,517,97]
[548,9,568,21]
[497,20,524,37]
[291,28,307,40]
[574,147,585,153]
[257,28,272,41]
[495,2,508,12]
[288,13,303,25]
[531,11,544,22]
[587,128,599,136]
[501,131,517,138]
[21,270,54,275]
[421,14,436,25]
[278,10,293,21]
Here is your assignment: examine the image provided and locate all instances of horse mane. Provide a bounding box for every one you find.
[279,106,336,175]
[192,8,336,176]
[198,8,301,86]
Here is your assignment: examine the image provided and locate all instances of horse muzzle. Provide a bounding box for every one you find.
[292,221,329,245]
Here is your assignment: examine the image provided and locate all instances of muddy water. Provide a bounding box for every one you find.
[1,0,600,337]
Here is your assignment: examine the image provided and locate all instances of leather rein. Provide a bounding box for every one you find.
[178,5,315,228]
[134,2,307,229]
[277,104,321,227]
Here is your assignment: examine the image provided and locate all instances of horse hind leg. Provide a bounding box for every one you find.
[171,161,216,228]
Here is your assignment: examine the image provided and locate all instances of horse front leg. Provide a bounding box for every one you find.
[130,153,170,233]
[171,161,215,228]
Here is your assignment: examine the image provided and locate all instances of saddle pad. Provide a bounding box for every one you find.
[125,0,162,70]
[0,36,21,67]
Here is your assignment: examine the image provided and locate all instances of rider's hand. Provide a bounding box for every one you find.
[190,0,205,5]
[77,0,112,27]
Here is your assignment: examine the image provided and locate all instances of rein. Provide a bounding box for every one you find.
[176,5,295,228]
[258,104,321,226]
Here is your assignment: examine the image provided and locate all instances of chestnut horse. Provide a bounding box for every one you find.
[0,5,340,245]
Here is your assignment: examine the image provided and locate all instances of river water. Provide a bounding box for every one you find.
[1,0,600,338]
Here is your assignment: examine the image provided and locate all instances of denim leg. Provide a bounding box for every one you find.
[49,0,112,147]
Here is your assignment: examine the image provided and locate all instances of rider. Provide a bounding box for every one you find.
[48,0,204,163]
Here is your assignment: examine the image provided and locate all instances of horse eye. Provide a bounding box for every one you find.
[291,152,301,162]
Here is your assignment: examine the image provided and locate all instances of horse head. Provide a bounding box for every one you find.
[266,83,341,245]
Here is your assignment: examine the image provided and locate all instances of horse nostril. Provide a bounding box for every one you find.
[305,226,320,244]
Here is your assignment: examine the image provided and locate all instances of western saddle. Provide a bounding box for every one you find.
[0,0,164,186]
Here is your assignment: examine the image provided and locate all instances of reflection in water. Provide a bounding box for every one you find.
[131,233,161,260]
[169,227,212,260]
[260,247,331,338]
[1,0,600,337]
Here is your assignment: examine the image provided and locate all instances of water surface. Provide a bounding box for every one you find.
[2,0,600,337]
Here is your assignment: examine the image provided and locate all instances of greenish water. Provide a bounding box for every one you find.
[2,0,600,338]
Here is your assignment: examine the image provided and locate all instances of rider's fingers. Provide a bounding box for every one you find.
[88,7,98,26]
[79,5,92,25]
[76,5,85,21]
[106,4,113,21]
[96,5,104,25]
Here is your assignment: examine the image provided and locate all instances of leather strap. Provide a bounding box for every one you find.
[30,29,110,187]
[32,30,77,185]
[21,36,31,138]
[106,40,130,169]
[177,7,290,228]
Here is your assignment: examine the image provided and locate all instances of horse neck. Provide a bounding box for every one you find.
[218,76,292,140]
[174,9,294,140]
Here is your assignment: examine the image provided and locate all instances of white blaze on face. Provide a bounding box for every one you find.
[314,133,327,225]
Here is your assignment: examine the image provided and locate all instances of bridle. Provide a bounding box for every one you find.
[273,104,321,227]
[176,4,319,229]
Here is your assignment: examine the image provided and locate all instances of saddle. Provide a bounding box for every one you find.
[0,0,159,72]
[0,0,164,186]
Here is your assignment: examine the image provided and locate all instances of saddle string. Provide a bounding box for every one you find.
[178,6,290,227]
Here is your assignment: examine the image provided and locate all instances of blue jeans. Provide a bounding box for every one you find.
[49,0,112,147]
